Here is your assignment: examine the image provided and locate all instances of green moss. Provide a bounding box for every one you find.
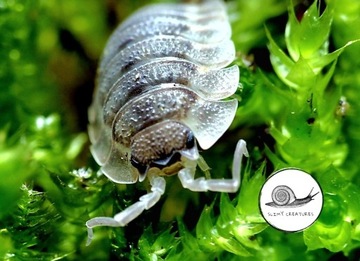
[1,0,360,260]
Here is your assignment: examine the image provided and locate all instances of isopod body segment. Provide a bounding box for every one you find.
[86,0,248,245]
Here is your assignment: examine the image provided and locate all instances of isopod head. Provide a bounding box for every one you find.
[130,120,198,179]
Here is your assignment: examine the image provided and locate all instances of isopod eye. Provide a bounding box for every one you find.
[130,157,149,176]
[185,132,195,149]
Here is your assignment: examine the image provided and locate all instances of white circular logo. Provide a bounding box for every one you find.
[259,168,323,232]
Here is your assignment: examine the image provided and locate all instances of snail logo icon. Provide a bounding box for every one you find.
[259,168,323,232]
[265,185,319,208]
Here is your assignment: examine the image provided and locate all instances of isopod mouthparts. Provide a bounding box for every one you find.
[86,0,249,246]
[265,185,319,208]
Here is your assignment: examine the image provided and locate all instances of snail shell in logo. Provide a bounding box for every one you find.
[85,0,248,246]
[266,185,319,208]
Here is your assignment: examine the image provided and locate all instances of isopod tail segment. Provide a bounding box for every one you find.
[85,139,248,246]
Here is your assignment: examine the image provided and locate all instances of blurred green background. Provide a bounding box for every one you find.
[1,0,360,260]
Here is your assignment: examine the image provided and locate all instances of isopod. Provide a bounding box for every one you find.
[86,0,248,245]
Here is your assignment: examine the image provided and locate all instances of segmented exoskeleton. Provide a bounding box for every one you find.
[86,0,248,245]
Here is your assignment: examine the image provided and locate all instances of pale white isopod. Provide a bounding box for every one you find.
[86,0,248,245]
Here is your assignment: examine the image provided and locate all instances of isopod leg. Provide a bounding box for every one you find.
[178,139,248,193]
[86,175,166,246]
